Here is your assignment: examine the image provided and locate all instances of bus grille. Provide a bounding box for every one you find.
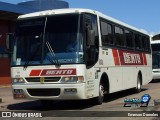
[25,77,61,83]
[27,88,60,96]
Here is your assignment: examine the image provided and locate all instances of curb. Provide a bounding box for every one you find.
[0,85,11,88]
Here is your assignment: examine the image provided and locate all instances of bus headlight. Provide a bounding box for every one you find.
[12,78,25,84]
[61,76,84,83]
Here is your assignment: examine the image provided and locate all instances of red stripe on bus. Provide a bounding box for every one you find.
[112,49,120,65]
[143,53,147,65]
[30,70,41,76]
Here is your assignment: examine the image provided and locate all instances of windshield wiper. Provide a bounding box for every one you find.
[23,44,40,69]
[46,41,60,66]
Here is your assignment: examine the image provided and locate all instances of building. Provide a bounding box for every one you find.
[0,0,69,85]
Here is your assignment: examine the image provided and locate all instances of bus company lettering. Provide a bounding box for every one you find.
[46,70,72,75]
[117,50,144,65]
[123,53,141,64]
[41,69,76,76]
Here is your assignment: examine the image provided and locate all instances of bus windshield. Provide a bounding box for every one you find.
[152,44,160,69]
[12,14,84,66]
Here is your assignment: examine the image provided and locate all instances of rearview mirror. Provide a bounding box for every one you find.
[87,29,95,46]
[6,33,14,50]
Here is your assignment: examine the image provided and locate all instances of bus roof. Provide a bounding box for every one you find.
[151,40,160,44]
[18,8,149,35]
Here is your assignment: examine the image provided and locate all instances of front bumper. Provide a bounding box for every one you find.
[152,71,160,80]
[12,83,86,100]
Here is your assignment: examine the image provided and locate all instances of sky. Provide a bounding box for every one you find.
[0,0,160,35]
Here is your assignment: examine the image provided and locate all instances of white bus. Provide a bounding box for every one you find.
[9,8,152,106]
[151,40,160,80]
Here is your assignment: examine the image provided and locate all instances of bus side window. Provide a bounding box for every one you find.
[142,36,149,52]
[125,30,134,49]
[85,14,98,47]
[114,26,124,47]
[135,34,142,50]
[100,20,113,46]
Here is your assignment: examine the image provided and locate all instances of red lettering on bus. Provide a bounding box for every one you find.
[40,69,76,76]
[112,49,148,66]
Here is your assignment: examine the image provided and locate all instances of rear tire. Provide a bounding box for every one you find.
[93,82,104,105]
[135,75,142,93]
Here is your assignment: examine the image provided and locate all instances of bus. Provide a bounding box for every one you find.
[9,8,152,106]
[151,40,160,80]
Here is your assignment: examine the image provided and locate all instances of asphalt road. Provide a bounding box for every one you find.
[1,80,160,120]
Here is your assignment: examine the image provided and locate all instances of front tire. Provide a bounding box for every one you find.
[93,82,104,105]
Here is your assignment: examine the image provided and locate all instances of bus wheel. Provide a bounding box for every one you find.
[40,100,53,108]
[93,82,104,105]
[135,75,142,93]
